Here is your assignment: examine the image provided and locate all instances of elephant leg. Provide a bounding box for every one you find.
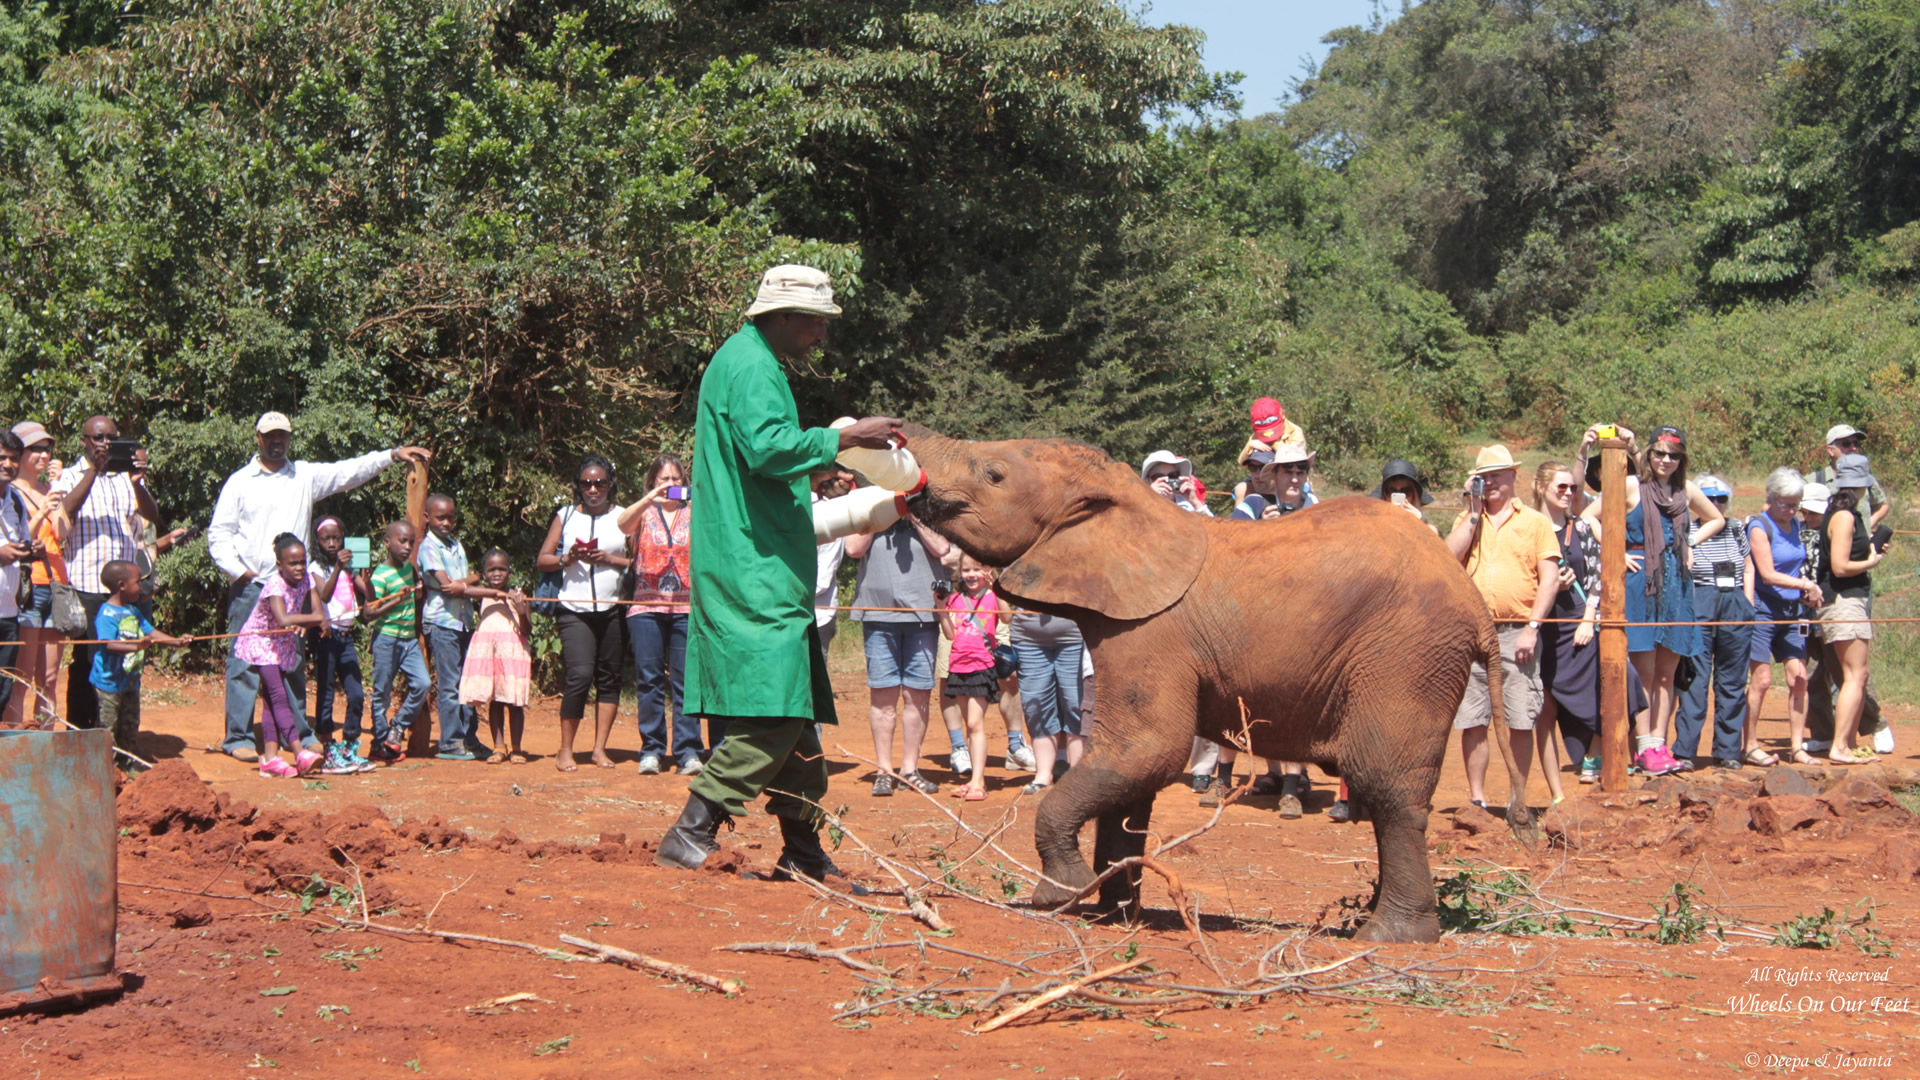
[1030,703,1190,910]
[1346,762,1443,944]
[1092,796,1154,919]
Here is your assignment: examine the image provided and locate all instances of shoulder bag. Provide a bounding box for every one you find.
[531,507,573,619]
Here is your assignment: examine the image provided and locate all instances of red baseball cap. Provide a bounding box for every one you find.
[1250,397,1286,443]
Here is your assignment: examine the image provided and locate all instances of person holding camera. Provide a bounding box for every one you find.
[536,454,633,772]
[1140,451,1212,515]
[207,411,432,762]
[51,415,160,731]
[1816,453,1887,765]
[615,452,696,775]
[1446,444,1560,809]
[6,422,65,729]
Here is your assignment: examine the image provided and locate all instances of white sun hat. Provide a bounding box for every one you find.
[745,264,843,319]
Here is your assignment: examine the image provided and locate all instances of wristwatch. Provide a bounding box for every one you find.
[1526,621,1541,629]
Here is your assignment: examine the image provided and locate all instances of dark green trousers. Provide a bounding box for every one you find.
[688,715,830,828]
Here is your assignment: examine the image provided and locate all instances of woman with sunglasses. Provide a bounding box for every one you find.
[5,421,67,728]
[1580,425,1724,775]
[536,454,634,772]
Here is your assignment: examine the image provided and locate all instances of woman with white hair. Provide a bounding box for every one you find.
[1746,467,1822,765]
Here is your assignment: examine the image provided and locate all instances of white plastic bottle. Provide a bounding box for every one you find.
[829,417,925,493]
[813,486,908,544]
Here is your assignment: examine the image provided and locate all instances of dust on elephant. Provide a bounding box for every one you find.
[903,428,1529,943]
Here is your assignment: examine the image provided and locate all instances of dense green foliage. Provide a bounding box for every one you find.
[0,0,1916,646]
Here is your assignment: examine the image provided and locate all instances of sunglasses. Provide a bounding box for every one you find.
[1649,450,1682,461]
[1148,471,1181,482]
[1549,483,1576,493]
[1278,463,1311,474]
[1834,438,1862,450]
[579,477,610,489]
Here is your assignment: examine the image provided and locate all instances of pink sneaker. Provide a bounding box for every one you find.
[294,748,324,775]
[259,757,299,778]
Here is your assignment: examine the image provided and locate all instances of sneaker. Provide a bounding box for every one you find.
[1634,746,1678,776]
[437,747,478,761]
[369,739,406,765]
[1276,794,1303,819]
[900,772,941,795]
[1190,772,1213,794]
[1578,756,1600,783]
[350,749,379,773]
[293,748,324,775]
[1007,743,1037,771]
[636,754,663,775]
[676,757,704,776]
[949,746,972,776]
[1873,726,1896,755]
[871,775,894,797]
[319,745,360,775]
[1671,756,1696,773]
[259,758,299,778]
[1327,800,1351,823]
[1803,739,1832,753]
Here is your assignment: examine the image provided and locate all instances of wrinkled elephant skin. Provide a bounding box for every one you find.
[903,429,1529,944]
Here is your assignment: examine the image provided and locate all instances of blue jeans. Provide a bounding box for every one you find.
[628,612,695,761]
[426,624,481,752]
[861,623,938,691]
[221,579,313,753]
[1674,586,1753,762]
[369,633,431,746]
[310,631,366,746]
[1015,639,1083,737]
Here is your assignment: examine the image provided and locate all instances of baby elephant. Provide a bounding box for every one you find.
[905,428,1527,943]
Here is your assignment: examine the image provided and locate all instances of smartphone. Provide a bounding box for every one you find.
[573,537,599,551]
[1389,492,1409,507]
[1872,524,1893,553]
[176,525,202,544]
[104,438,140,473]
[665,485,690,501]
[344,536,371,570]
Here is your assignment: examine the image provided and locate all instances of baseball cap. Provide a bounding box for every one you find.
[1824,424,1863,445]
[1801,483,1831,514]
[1249,397,1287,443]
[10,420,50,447]
[256,411,292,435]
[1696,475,1732,499]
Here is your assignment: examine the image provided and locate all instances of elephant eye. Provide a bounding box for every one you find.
[984,462,1007,485]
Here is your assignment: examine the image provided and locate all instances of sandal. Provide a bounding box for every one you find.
[1744,746,1779,768]
[508,751,529,765]
[1789,748,1820,766]
[1020,781,1050,795]
[950,784,986,801]
[485,750,508,765]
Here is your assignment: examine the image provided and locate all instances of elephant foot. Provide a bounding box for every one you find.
[1032,860,1095,909]
[1351,909,1441,944]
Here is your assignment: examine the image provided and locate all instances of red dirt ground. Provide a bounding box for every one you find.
[6,671,1919,1079]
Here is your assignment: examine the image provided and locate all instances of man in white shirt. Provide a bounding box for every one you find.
[54,414,159,730]
[206,411,430,761]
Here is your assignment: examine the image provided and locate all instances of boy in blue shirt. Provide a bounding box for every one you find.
[91,560,191,769]
[417,493,504,759]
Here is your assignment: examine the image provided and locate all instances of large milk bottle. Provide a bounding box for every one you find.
[829,417,925,493]
[813,486,908,544]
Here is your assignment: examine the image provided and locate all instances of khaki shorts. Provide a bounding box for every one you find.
[935,631,952,680]
[1819,595,1873,643]
[1453,625,1542,732]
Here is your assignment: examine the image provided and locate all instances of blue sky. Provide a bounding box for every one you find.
[1140,0,1395,116]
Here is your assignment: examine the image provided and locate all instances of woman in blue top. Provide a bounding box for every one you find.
[1582,426,1723,775]
[1745,468,1824,765]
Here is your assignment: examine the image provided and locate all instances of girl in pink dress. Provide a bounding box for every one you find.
[938,555,1004,801]
[233,533,330,777]
[458,549,533,763]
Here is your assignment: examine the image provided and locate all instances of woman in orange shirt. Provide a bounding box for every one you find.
[8,421,69,728]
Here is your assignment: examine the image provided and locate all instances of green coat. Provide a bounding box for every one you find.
[684,324,842,722]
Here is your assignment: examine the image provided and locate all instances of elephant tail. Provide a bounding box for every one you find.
[1476,613,1535,831]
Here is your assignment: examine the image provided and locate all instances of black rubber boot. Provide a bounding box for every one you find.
[654,792,729,870]
[762,815,871,896]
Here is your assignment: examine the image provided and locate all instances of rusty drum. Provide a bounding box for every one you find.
[0,728,121,1011]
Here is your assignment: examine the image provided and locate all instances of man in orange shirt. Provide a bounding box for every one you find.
[1445,445,1561,809]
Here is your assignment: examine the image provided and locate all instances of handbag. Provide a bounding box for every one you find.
[8,491,31,611]
[530,507,573,619]
[992,643,1018,680]
[49,581,88,635]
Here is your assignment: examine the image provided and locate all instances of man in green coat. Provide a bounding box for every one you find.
[655,264,897,885]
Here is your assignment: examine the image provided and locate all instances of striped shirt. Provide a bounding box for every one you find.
[1689,518,1749,588]
[49,459,145,595]
[369,561,418,638]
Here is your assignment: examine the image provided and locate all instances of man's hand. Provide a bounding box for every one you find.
[1513,627,1539,666]
[0,541,28,565]
[836,416,903,451]
[131,447,150,481]
[392,447,432,465]
[1149,476,1176,500]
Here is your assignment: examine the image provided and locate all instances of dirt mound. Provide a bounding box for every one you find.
[117,759,220,835]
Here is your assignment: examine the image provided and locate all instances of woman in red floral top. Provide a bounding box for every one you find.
[616,453,696,774]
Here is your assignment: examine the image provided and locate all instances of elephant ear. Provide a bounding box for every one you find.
[998,459,1206,621]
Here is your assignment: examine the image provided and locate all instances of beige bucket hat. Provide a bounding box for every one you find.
[1469,444,1520,476]
[745,264,843,319]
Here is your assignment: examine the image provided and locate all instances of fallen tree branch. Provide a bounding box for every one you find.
[972,956,1150,1033]
[718,941,899,976]
[559,934,743,995]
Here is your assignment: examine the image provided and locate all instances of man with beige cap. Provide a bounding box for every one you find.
[655,264,897,889]
[1445,444,1559,809]
[207,411,430,762]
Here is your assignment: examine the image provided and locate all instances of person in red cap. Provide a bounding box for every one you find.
[1234,398,1310,506]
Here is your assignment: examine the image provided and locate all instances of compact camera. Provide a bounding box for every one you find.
[1594,424,1618,440]
[1469,475,1485,499]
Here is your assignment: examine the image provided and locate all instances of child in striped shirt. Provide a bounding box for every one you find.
[364,521,427,764]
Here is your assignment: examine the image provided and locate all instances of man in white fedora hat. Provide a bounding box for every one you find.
[1445,444,1560,809]
[656,264,897,889]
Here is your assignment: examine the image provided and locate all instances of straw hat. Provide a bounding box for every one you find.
[1469,444,1520,476]
[745,264,842,319]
